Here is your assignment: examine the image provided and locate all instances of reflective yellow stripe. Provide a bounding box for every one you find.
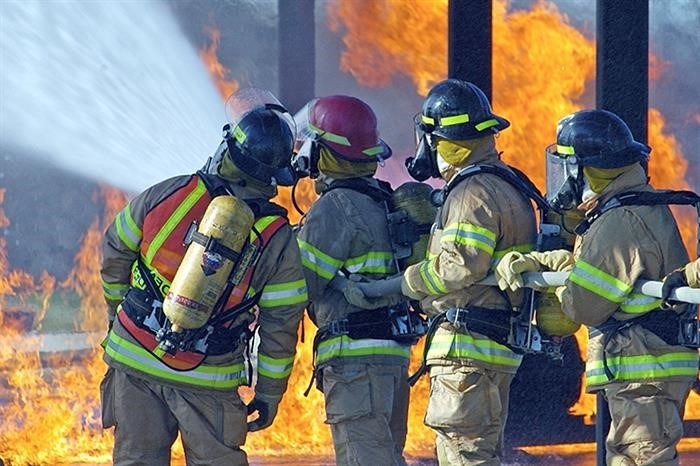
[115,203,142,251]
[556,145,575,155]
[145,181,207,265]
[258,353,295,379]
[427,331,522,368]
[105,332,248,389]
[475,119,499,131]
[316,335,410,365]
[440,114,470,126]
[586,351,699,386]
[259,279,308,308]
[298,238,344,280]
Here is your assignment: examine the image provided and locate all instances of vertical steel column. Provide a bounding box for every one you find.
[278,0,316,114]
[448,0,492,99]
[596,0,649,142]
[595,2,649,465]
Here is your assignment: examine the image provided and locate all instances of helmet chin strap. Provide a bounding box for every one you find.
[202,140,228,175]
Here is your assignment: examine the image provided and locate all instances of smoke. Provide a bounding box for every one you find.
[0,0,223,193]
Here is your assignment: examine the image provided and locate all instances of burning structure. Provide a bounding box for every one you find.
[1,0,698,464]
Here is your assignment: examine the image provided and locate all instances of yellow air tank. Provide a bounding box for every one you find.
[163,195,254,332]
[536,292,581,337]
[391,182,437,269]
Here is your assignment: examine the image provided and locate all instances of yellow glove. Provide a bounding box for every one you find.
[529,250,575,272]
[495,251,542,292]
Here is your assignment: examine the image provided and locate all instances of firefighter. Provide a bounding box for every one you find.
[99,88,308,466]
[496,109,699,466]
[294,95,410,466]
[348,79,539,465]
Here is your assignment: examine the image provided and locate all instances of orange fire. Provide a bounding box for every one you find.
[200,26,239,100]
[1,1,698,464]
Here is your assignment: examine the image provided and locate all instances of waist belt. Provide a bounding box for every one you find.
[590,308,692,381]
[444,306,513,347]
[318,305,427,344]
[303,304,427,397]
[407,305,516,386]
[121,287,252,356]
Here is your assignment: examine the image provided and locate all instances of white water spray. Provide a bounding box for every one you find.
[0,1,224,193]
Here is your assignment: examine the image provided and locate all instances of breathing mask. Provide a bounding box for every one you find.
[545,144,586,211]
[406,114,440,181]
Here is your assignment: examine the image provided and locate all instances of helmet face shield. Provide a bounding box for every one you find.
[222,88,297,186]
[225,88,296,139]
[545,144,583,210]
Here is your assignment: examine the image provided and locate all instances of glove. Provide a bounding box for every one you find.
[246,392,282,432]
[661,268,688,307]
[495,251,542,292]
[529,250,575,272]
[343,275,404,310]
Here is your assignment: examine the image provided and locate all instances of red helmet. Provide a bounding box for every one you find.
[307,95,392,162]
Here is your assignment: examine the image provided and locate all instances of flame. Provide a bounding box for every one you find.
[2,1,698,464]
[327,0,699,452]
[199,26,239,100]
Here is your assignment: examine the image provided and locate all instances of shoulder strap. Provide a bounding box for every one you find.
[323,178,393,204]
[436,163,550,213]
[575,190,700,235]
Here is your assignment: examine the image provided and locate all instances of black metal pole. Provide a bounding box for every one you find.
[278,0,316,114]
[448,0,492,100]
[595,2,649,465]
[596,0,649,143]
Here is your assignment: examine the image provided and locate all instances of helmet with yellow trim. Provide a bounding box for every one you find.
[222,88,297,186]
[545,109,650,210]
[417,79,510,140]
[306,95,392,163]
[549,109,649,169]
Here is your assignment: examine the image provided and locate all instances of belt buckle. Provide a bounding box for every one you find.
[446,307,466,329]
[329,319,349,335]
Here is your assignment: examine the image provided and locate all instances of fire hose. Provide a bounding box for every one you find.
[337,272,700,304]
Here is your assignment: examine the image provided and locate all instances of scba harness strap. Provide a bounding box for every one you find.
[407,306,518,386]
[119,215,286,371]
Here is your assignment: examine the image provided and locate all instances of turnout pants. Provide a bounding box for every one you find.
[604,380,694,466]
[100,367,249,466]
[425,364,515,466]
[321,363,409,466]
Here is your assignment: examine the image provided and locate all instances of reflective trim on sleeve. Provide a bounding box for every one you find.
[569,259,632,303]
[257,353,295,379]
[258,279,308,308]
[102,280,129,301]
[298,238,344,280]
[418,257,448,295]
[343,251,395,275]
[426,331,522,369]
[585,351,699,386]
[441,222,497,255]
[104,332,248,389]
[619,292,663,314]
[115,203,142,252]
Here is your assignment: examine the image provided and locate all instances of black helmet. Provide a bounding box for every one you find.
[552,109,650,169]
[223,88,297,186]
[417,79,510,140]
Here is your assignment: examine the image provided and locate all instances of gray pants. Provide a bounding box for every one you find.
[100,367,248,466]
[605,380,693,466]
[425,365,514,466]
[322,363,410,466]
